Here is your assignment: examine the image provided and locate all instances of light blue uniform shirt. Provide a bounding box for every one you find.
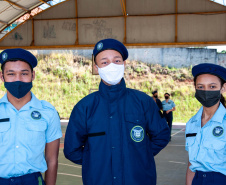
[0,92,62,178]
[162,99,175,111]
[185,103,226,175]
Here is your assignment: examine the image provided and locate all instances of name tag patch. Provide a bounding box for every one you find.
[212,126,224,137]
[131,126,144,142]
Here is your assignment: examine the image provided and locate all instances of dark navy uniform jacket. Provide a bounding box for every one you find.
[64,78,170,185]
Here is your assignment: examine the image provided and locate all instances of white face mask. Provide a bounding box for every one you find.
[97,63,124,85]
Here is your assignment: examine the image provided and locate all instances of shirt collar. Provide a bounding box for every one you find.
[0,93,9,104]
[191,103,226,124]
[0,92,42,110]
[191,106,203,123]
[99,78,127,102]
[210,103,226,124]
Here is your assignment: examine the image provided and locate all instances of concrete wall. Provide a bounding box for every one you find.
[36,47,226,68]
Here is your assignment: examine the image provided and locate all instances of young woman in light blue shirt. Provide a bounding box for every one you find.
[185,63,226,185]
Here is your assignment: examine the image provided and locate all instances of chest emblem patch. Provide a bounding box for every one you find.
[131,126,144,142]
[31,111,42,120]
[212,126,224,137]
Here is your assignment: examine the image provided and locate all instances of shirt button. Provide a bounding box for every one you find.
[110,116,113,119]
[16,146,19,148]
[112,146,115,149]
[113,177,116,179]
[203,174,206,177]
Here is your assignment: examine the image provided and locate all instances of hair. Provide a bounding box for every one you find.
[164,93,170,96]
[1,60,33,73]
[194,75,226,108]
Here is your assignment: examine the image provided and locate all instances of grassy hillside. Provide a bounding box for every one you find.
[0,51,203,123]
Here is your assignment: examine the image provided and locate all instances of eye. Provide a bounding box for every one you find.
[210,85,216,89]
[7,73,14,76]
[197,86,203,89]
[22,73,28,76]
[102,61,108,65]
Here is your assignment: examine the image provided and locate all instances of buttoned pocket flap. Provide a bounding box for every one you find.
[26,121,47,132]
[203,140,225,150]
[0,121,10,132]
[125,114,144,124]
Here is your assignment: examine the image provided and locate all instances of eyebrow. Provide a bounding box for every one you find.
[197,83,218,85]
[114,56,122,59]
[6,69,30,73]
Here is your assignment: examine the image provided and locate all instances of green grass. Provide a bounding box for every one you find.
[0,52,203,122]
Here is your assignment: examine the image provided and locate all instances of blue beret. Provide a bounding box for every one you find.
[93,38,128,61]
[192,63,226,81]
[0,48,37,68]
[152,90,157,94]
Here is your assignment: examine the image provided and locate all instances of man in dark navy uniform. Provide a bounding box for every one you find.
[64,38,170,185]
[152,90,163,110]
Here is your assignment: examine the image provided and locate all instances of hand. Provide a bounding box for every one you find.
[166,110,171,114]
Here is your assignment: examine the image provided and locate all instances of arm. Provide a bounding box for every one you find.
[146,98,170,156]
[64,106,87,164]
[186,160,195,185]
[45,139,60,185]
[166,106,175,114]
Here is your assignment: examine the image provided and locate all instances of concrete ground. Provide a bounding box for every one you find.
[57,123,187,185]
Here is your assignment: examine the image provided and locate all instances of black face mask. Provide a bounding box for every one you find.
[165,96,169,99]
[195,89,221,107]
[154,95,158,98]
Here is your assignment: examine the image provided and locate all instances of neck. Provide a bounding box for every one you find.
[7,91,32,110]
[201,102,220,127]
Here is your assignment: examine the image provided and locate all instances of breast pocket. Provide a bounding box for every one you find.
[0,119,11,145]
[125,114,146,145]
[203,139,226,164]
[26,121,47,146]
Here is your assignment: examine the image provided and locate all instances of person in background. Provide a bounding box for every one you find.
[0,48,62,185]
[162,93,176,140]
[186,63,226,185]
[64,38,170,185]
[152,90,163,110]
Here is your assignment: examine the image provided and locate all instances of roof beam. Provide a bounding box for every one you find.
[38,0,52,7]
[3,0,29,11]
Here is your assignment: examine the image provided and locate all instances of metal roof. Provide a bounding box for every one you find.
[0,0,225,49]
[0,0,46,32]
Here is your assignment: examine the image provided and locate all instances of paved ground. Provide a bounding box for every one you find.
[56,123,187,185]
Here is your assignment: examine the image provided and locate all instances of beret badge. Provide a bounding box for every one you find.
[2,52,8,62]
[97,42,103,51]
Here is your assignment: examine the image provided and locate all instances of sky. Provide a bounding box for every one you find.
[207,46,226,52]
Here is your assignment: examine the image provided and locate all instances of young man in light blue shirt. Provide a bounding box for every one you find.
[0,48,62,185]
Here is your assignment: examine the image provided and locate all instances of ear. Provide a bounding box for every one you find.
[0,71,4,82]
[32,71,35,81]
[221,83,226,94]
[94,65,99,75]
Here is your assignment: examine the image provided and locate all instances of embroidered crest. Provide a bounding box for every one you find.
[130,126,144,142]
[212,126,224,137]
[97,42,103,51]
[31,111,42,120]
[2,52,8,61]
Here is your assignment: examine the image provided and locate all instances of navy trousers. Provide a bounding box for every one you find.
[192,171,226,185]
[0,172,45,185]
[163,111,173,139]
